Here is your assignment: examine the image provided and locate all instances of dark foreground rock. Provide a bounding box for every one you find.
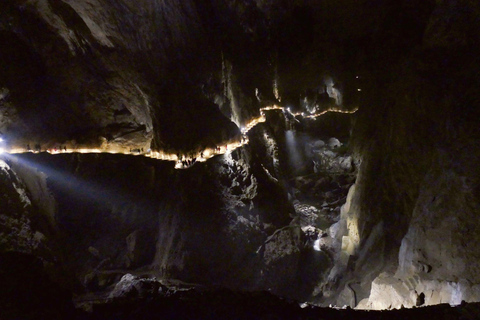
[0,252,75,320]
[73,289,480,320]
[1,253,480,320]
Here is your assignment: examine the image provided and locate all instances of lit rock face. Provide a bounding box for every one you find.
[2,0,480,314]
[398,147,480,283]
[361,142,480,309]
[0,159,48,255]
[335,0,480,310]
[108,273,161,301]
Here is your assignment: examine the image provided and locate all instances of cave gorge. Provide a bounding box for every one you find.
[1,0,480,319]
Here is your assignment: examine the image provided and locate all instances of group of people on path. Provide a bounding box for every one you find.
[129,148,144,154]
[21,133,246,171]
[180,157,197,168]
[26,144,66,153]
[176,144,229,169]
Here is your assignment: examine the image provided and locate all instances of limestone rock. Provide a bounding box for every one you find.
[328,138,342,149]
[313,140,325,148]
[263,227,302,266]
[108,273,161,300]
[0,160,43,254]
[357,273,417,310]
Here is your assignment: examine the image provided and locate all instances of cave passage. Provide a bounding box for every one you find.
[4,0,480,318]
[0,104,357,170]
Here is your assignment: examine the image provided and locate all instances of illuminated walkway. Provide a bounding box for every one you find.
[3,105,357,169]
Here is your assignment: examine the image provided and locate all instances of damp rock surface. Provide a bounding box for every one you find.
[1,0,480,317]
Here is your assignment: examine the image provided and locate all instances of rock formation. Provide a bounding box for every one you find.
[1,0,480,318]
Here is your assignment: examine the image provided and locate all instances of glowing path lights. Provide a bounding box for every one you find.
[1,105,357,169]
[303,107,358,119]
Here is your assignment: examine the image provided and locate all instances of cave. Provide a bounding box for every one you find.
[1,1,480,319]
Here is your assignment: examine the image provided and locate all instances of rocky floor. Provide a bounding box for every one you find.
[82,294,480,320]
[85,291,480,320]
[290,136,356,257]
[64,287,480,320]
[292,137,355,218]
[3,260,480,320]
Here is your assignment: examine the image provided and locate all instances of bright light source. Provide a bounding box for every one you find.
[0,148,4,154]
[357,88,362,92]
[0,138,3,142]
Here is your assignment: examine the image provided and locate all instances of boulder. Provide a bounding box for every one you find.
[313,140,326,148]
[108,273,161,300]
[328,138,342,149]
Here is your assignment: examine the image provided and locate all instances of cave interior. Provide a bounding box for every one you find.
[1,0,480,319]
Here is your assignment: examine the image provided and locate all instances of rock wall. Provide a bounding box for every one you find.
[358,140,480,309]
[2,0,480,313]
[0,104,357,308]
[0,159,45,254]
[0,132,298,293]
[0,0,264,152]
[337,0,480,310]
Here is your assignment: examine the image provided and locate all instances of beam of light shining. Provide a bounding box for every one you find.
[285,130,303,169]
[3,153,133,209]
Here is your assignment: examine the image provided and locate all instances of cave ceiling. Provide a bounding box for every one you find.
[0,0,439,153]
